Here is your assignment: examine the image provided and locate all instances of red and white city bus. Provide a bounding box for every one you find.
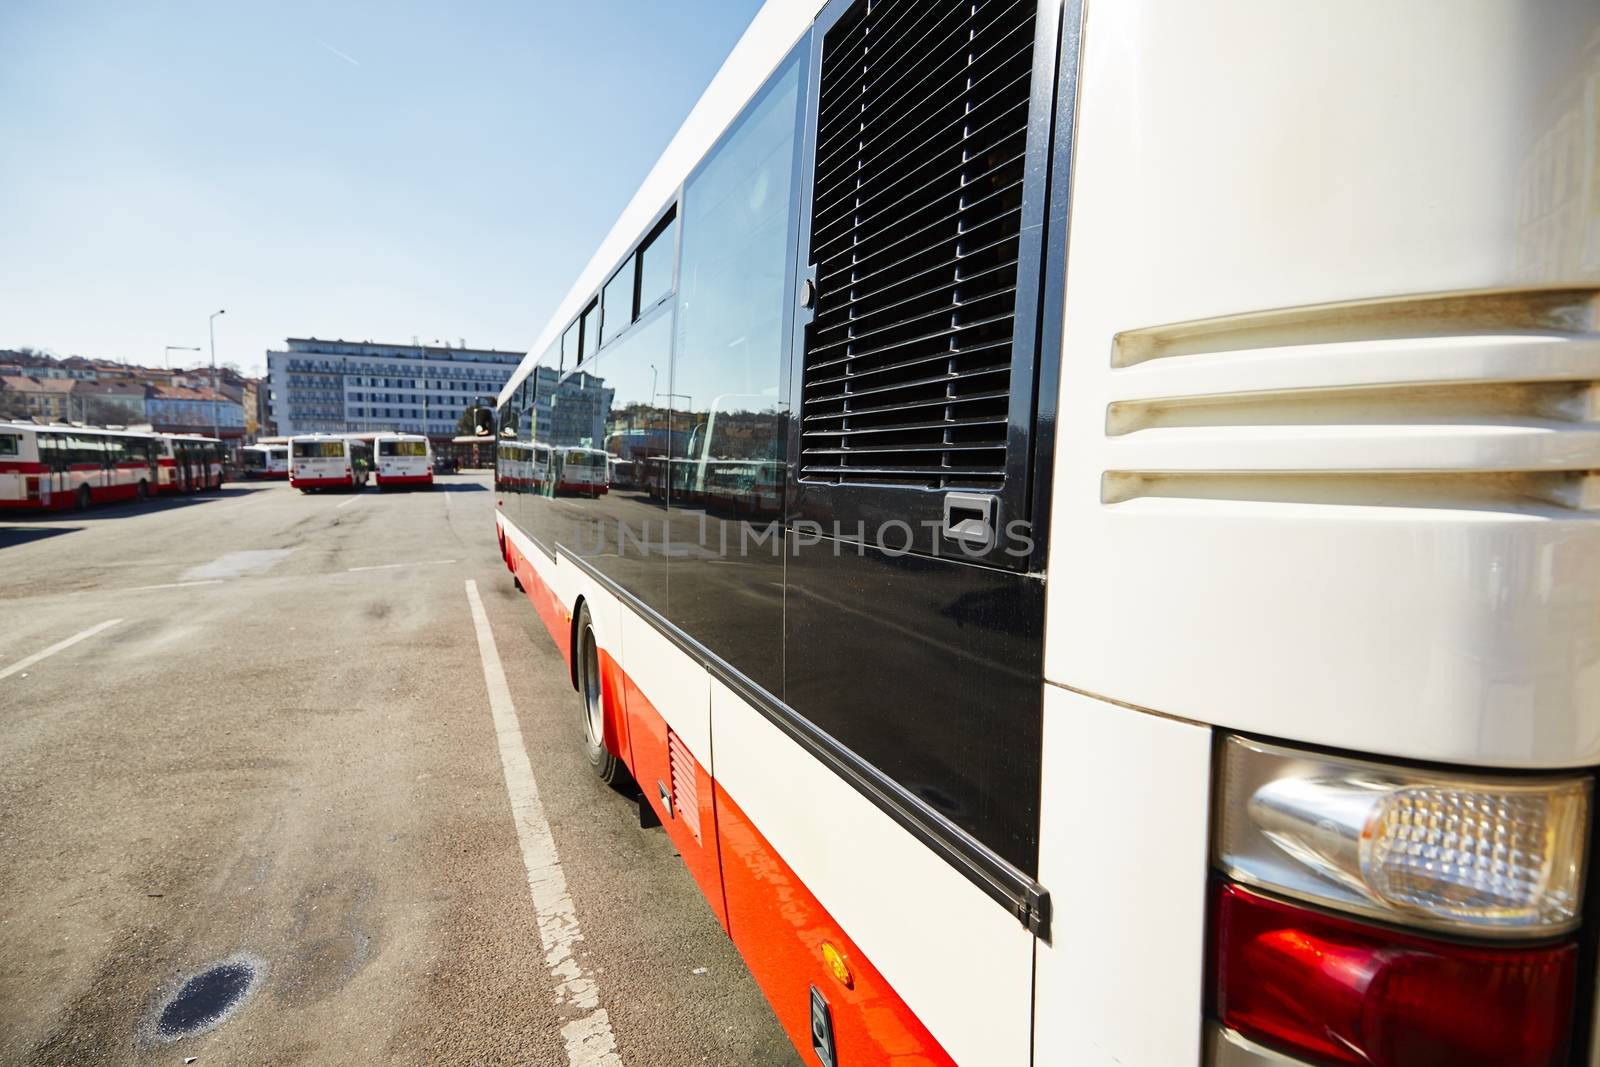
[288,434,370,492]
[0,421,160,509]
[240,443,289,480]
[154,434,225,494]
[495,440,534,492]
[494,2,1600,1066]
[554,446,607,496]
[373,432,434,490]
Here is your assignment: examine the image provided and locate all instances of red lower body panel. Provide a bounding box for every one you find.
[291,475,356,490]
[504,522,571,667]
[377,473,433,486]
[716,786,955,1067]
[498,514,949,1066]
[623,675,727,929]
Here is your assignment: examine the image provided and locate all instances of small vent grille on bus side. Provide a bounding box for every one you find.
[800,0,1038,488]
[668,731,701,842]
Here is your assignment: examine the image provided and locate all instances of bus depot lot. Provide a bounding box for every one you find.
[0,474,796,1066]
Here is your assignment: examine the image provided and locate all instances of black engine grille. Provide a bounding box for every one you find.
[800,0,1037,488]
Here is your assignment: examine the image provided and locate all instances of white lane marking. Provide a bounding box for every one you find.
[463,579,621,1067]
[335,495,363,509]
[0,618,123,681]
[127,580,225,592]
[346,559,458,573]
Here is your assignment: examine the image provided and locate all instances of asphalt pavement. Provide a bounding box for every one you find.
[0,474,798,1066]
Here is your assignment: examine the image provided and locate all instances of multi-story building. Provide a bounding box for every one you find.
[146,384,247,441]
[0,375,76,419]
[266,338,522,440]
[525,365,614,448]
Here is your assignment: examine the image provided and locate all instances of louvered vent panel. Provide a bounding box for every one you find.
[800,0,1037,487]
[668,731,701,842]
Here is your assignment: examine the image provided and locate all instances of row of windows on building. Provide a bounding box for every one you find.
[348,377,498,390]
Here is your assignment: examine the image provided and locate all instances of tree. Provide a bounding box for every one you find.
[0,385,30,420]
[82,397,132,426]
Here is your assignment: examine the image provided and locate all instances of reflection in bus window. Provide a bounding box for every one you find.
[665,50,803,693]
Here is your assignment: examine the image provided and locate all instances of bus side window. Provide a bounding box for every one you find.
[662,47,804,695]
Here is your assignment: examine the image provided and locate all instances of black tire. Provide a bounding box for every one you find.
[576,605,633,791]
[75,484,91,510]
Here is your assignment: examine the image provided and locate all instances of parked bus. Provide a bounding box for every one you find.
[288,434,369,492]
[0,421,160,509]
[374,433,434,490]
[154,434,224,494]
[240,444,289,480]
[494,2,1600,1065]
[554,446,607,496]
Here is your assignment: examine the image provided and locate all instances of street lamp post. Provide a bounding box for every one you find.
[208,309,226,442]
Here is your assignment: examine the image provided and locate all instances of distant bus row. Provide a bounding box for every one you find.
[495,442,607,496]
[0,423,440,509]
[0,421,225,510]
[496,439,780,515]
[288,433,435,493]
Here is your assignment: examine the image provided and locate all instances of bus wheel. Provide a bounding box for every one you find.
[75,484,91,510]
[136,480,148,501]
[576,604,633,791]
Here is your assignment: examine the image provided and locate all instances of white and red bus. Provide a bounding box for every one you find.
[0,421,160,509]
[495,441,533,493]
[374,433,434,490]
[154,434,224,494]
[288,434,370,492]
[554,446,607,496]
[240,443,289,480]
[494,2,1600,1066]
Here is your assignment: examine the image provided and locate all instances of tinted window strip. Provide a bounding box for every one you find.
[555,542,1051,937]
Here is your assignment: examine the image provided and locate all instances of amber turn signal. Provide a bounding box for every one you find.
[820,941,852,989]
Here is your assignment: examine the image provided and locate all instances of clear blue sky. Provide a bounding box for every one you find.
[0,1,766,377]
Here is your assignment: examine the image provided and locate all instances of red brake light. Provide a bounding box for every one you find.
[1213,882,1577,1067]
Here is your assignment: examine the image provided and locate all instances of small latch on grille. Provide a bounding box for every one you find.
[942,492,996,548]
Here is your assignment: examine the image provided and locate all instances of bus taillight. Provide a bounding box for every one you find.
[1209,735,1591,1065]
[1212,882,1577,1066]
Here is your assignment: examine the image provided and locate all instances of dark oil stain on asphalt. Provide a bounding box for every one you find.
[155,960,257,1039]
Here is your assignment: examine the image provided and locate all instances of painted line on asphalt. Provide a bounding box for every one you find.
[127,579,225,592]
[463,579,621,1067]
[346,559,458,573]
[0,618,124,681]
[335,495,363,509]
